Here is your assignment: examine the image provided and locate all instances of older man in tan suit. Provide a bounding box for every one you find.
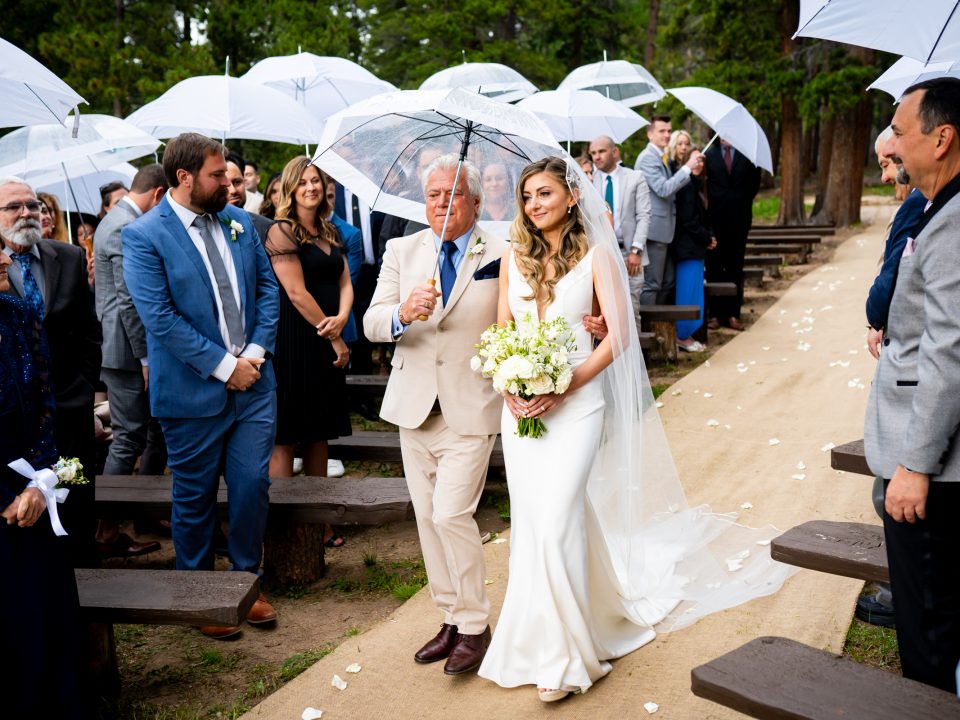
[365,155,507,675]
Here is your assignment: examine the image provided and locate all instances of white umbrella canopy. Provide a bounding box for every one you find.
[0,113,160,183]
[517,89,648,143]
[241,53,397,123]
[0,37,86,130]
[667,86,773,173]
[125,75,325,144]
[419,62,538,103]
[312,87,562,231]
[557,59,666,107]
[868,56,960,101]
[34,163,138,215]
[795,0,960,64]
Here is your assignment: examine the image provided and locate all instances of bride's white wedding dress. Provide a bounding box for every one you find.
[479,247,657,693]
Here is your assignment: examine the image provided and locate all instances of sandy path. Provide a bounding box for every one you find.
[243,205,891,719]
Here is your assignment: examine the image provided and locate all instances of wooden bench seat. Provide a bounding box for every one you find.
[743,267,765,283]
[750,225,834,236]
[744,254,783,265]
[831,439,872,476]
[770,520,888,584]
[691,636,960,720]
[638,304,701,362]
[748,234,822,245]
[705,282,737,297]
[746,243,805,256]
[328,431,505,469]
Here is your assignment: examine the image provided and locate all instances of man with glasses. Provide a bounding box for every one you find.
[0,177,102,568]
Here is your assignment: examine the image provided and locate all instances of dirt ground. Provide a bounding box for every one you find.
[98,214,867,719]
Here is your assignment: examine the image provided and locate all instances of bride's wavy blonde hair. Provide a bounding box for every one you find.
[511,157,589,305]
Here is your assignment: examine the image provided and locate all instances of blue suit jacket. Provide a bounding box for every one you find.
[331,213,362,344]
[865,189,927,330]
[122,196,279,418]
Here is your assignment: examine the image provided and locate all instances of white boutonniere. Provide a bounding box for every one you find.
[219,215,245,242]
[468,236,485,257]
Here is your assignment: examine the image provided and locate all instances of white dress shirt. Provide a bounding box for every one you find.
[593,164,628,244]
[343,187,375,264]
[166,193,264,382]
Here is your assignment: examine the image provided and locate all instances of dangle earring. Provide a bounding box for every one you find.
[567,205,572,215]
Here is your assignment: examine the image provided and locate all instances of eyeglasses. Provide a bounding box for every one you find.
[0,201,43,215]
[39,204,51,215]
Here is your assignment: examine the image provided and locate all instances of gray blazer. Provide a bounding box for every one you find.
[864,189,960,482]
[634,142,691,243]
[94,199,146,371]
[592,166,651,255]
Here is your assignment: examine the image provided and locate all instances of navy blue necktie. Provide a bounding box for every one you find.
[14,253,44,319]
[440,242,457,307]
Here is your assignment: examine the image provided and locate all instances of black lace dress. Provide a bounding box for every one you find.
[0,293,83,718]
[266,224,352,445]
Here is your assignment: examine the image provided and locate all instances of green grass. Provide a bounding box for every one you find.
[864,183,895,196]
[346,626,362,637]
[843,618,900,672]
[279,647,336,681]
[195,648,241,673]
[483,490,511,523]
[651,383,671,399]
[752,195,815,224]
[329,557,428,599]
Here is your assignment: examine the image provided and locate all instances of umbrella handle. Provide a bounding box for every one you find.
[418,278,437,321]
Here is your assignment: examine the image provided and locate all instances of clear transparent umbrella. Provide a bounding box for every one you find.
[0,37,86,131]
[667,87,773,173]
[796,0,960,64]
[125,75,325,145]
[869,56,960,101]
[34,163,138,215]
[419,62,538,103]
[517,89,649,144]
[557,57,665,107]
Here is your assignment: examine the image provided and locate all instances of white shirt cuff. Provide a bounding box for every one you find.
[212,353,238,383]
[391,304,408,340]
[240,343,266,360]
[679,166,692,176]
[139,357,148,367]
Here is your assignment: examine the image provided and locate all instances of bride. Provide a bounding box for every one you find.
[477,156,792,701]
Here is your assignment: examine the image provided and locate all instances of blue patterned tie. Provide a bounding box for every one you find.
[14,253,44,318]
[440,242,457,307]
[604,175,615,216]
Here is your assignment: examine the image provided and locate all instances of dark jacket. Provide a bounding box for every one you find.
[704,144,761,238]
[671,167,713,261]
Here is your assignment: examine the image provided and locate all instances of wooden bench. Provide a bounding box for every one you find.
[744,255,784,277]
[328,431,505,470]
[638,304,701,363]
[691,636,960,720]
[705,282,737,297]
[770,519,888,584]
[743,266,765,285]
[831,439,872,476]
[750,225,835,236]
[77,568,259,694]
[747,243,808,263]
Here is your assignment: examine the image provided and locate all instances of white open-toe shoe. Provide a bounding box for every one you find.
[538,688,571,702]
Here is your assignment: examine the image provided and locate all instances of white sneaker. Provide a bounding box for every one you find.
[327,459,345,478]
[292,457,303,474]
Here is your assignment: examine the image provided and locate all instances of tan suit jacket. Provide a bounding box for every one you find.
[364,226,507,435]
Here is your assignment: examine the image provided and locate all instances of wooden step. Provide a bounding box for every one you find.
[746,244,805,256]
[770,520,888,583]
[705,282,737,297]
[748,234,822,245]
[744,255,783,265]
[831,439,872,476]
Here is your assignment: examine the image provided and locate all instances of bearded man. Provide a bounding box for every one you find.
[122,134,280,639]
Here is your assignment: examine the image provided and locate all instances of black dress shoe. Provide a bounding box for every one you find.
[443,626,491,675]
[855,594,896,628]
[414,623,459,664]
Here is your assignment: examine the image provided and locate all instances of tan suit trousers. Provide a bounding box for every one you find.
[400,412,496,635]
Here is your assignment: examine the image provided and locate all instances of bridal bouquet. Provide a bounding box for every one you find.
[471,313,576,438]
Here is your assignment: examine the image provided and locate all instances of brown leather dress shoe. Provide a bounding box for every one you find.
[414,623,459,664]
[727,317,745,331]
[97,533,161,559]
[246,593,278,625]
[200,624,242,639]
[707,317,720,330]
[443,626,491,675]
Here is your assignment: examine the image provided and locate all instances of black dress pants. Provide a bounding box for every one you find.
[882,478,960,693]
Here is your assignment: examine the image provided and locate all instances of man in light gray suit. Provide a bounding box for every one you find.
[589,135,651,313]
[95,164,168,481]
[863,77,960,694]
[634,115,702,305]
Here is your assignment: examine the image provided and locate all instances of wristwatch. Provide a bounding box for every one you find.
[630,247,642,256]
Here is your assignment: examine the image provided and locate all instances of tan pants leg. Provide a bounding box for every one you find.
[400,413,495,635]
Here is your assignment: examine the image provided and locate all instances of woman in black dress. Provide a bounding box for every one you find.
[266,156,353,488]
[0,244,83,717]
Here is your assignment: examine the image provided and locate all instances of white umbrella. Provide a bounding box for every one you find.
[419,62,538,103]
[125,75,324,144]
[869,56,960,101]
[557,58,665,107]
[517,89,648,143]
[34,163,138,215]
[313,87,561,233]
[0,37,86,131]
[667,87,773,173]
[795,0,960,64]
[0,114,159,183]
[241,53,396,122]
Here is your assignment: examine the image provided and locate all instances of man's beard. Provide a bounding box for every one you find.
[896,166,910,185]
[0,217,42,247]
[191,183,228,214]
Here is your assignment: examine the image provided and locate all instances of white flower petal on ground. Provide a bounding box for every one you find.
[655,401,664,408]
[703,392,713,398]
[706,419,720,427]
[820,305,833,311]
[644,702,660,714]
[724,424,732,430]
[740,502,753,509]
[821,442,836,452]
[671,389,682,396]
[796,342,811,352]
[848,349,858,355]
[332,675,347,691]
[726,558,744,572]
[492,537,507,544]
[792,473,806,481]
[484,578,495,585]
[761,345,770,351]
[796,461,806,470]
[302,708,323,720]
[756,539,771,546]
[769,438,780,446]
[345,663,362,674]
[704,360,711,367]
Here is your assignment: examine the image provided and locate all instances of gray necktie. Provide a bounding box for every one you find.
[194,214,245,353]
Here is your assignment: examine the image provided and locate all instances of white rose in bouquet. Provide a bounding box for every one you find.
[498,354,535,381]
[555,366,574,394]
[527,373,555,395]
[470,355,482,373]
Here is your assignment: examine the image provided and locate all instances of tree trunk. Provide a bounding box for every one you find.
[777,0,805,225]
[811,113,835,220]
[263,521,325,588]
[645,0,661,67]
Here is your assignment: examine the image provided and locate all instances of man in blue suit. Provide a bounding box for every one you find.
[123,133,280,639]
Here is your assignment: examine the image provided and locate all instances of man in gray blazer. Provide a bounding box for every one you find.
[589,135,651,313]
[95,164,168,483]
[634,116,702,305]
[863,77,960,694]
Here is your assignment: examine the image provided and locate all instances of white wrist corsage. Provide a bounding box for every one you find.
[219,215,245,242]
[468,236,486,256]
